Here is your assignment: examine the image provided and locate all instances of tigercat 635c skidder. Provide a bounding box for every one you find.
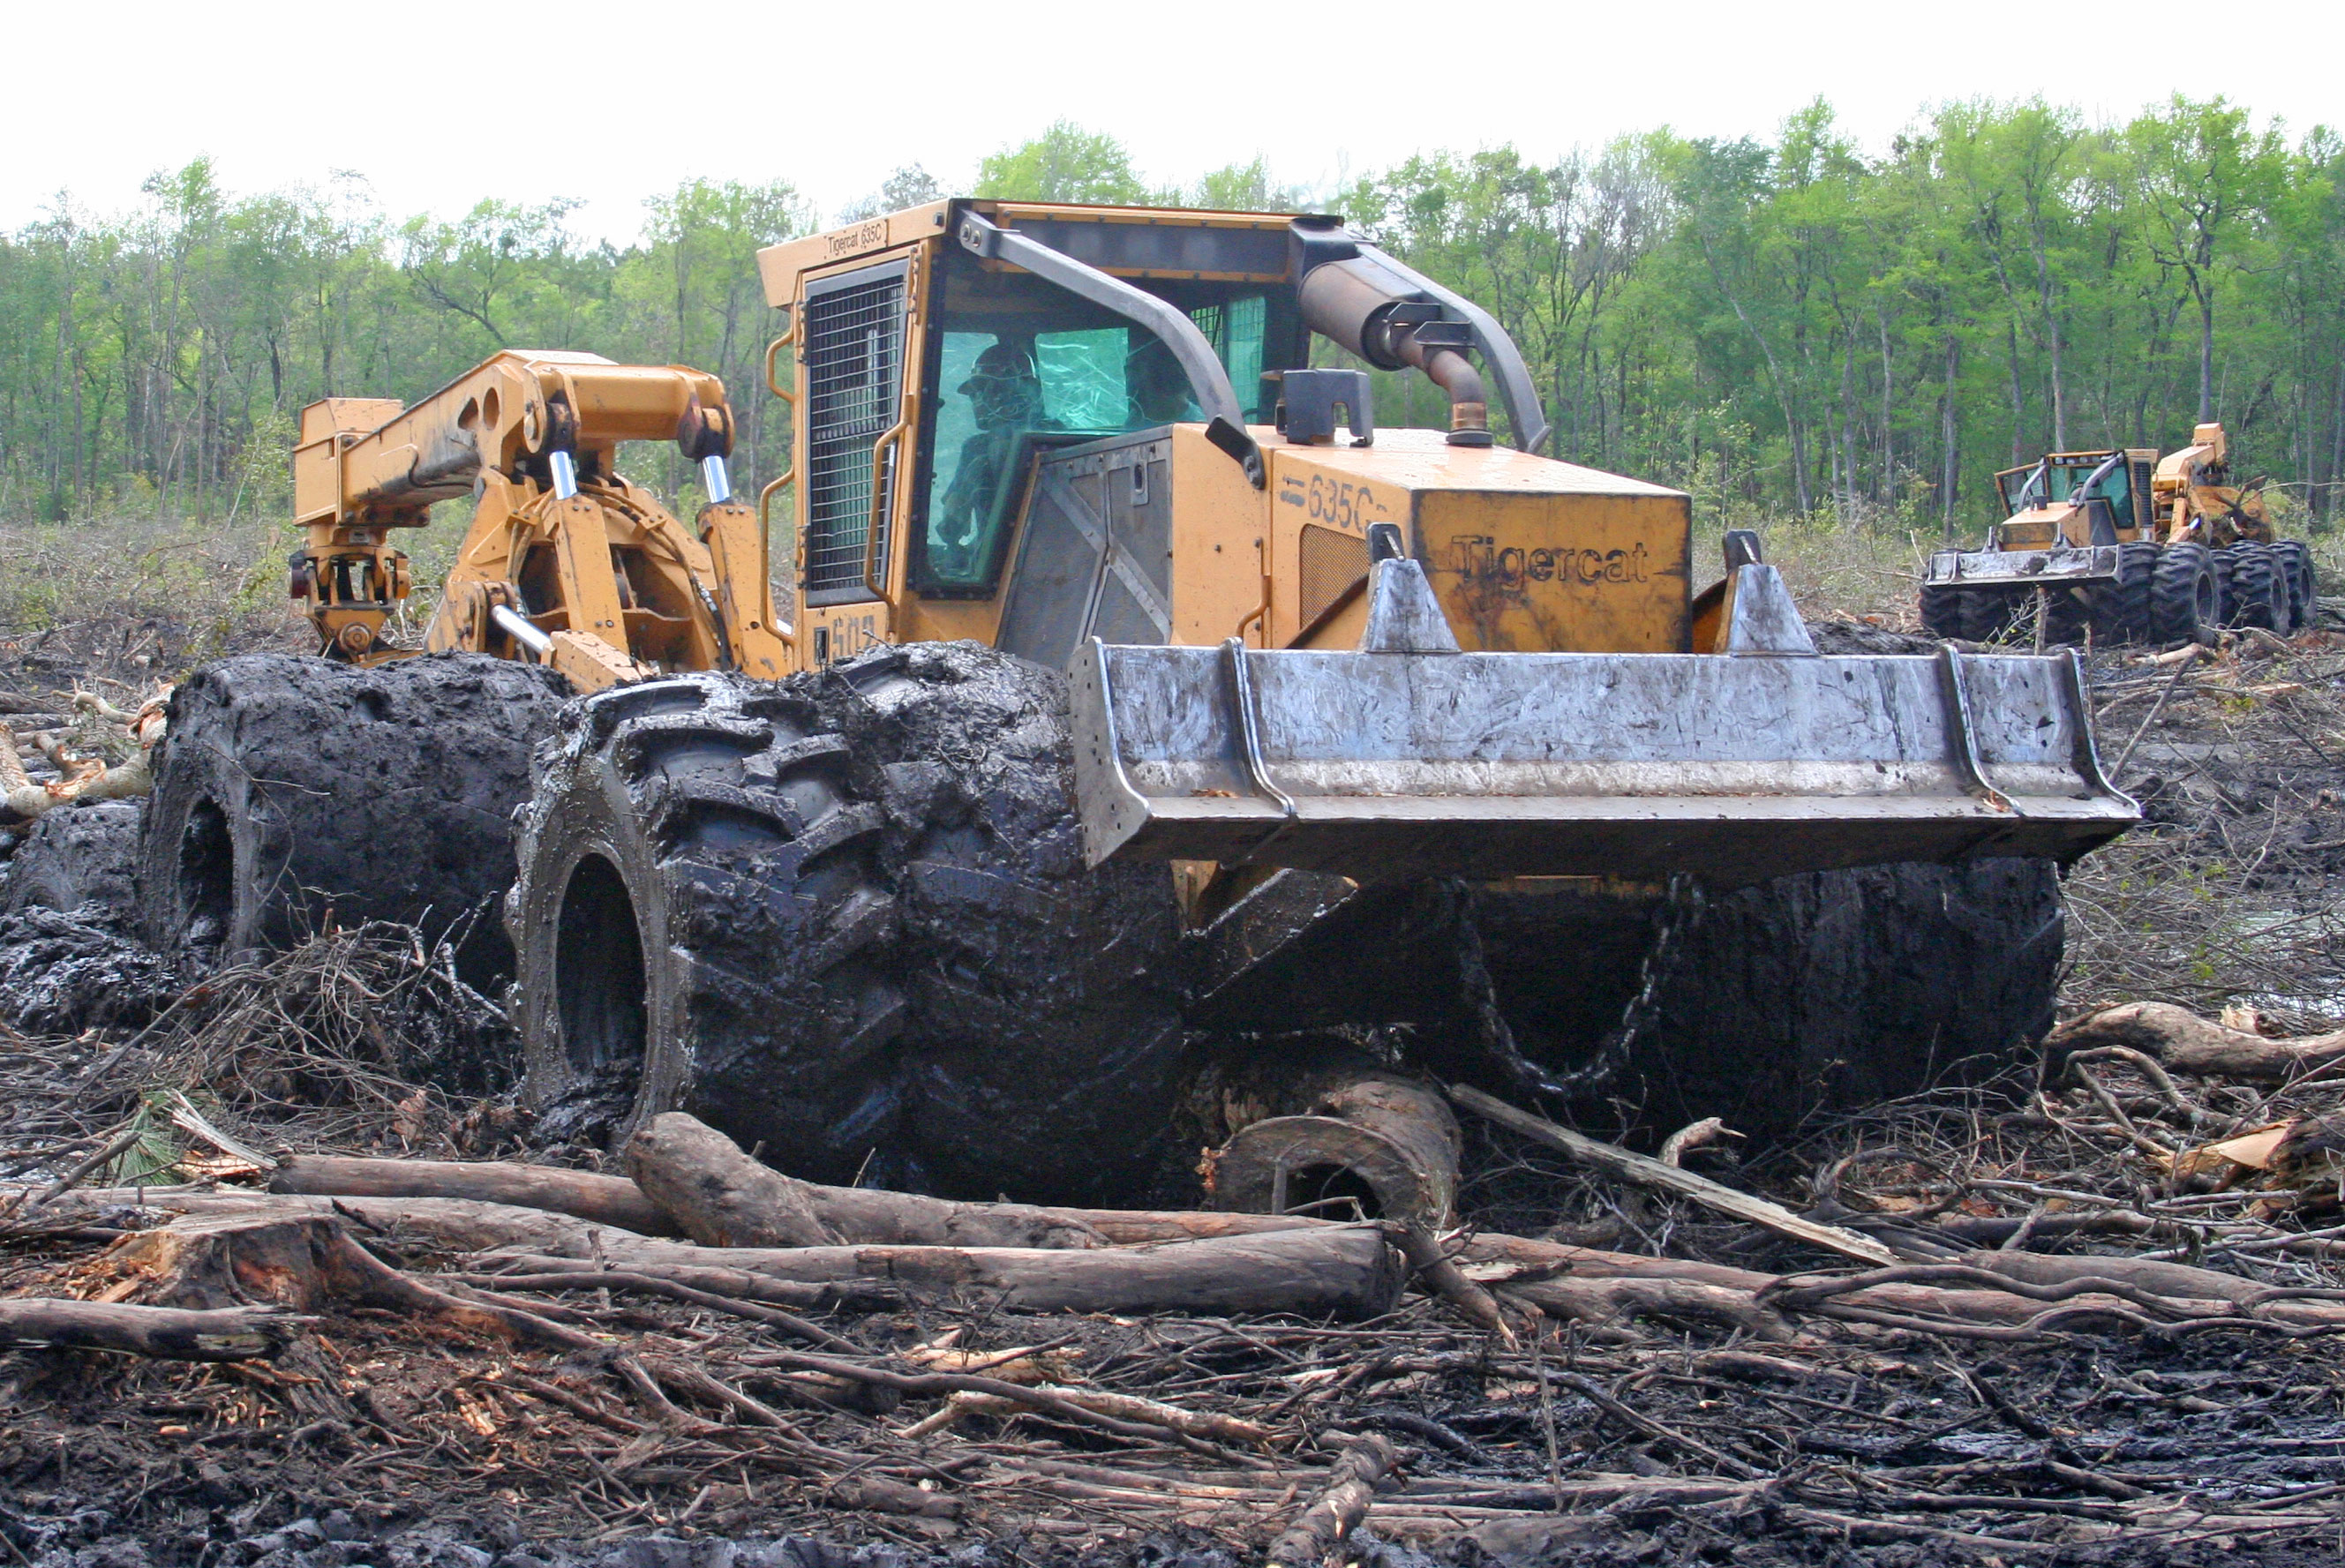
[1920,424,2315,647]
[133,200,2138,1207]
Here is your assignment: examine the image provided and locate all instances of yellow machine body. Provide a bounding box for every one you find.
[1982,424,2269,556]
[754,203,1698,671]
[751,201,2133,888]
[290,350,787,691]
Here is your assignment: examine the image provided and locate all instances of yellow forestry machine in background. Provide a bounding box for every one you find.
[127,200,2136,1203]
[1920,424,2315,647]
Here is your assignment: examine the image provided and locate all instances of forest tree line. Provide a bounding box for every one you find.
[2,94,2341,536]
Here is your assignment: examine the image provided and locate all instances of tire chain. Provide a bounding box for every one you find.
[1460,873,1710,1102]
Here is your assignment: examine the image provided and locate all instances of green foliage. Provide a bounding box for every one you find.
[840,165,945,222]
[0,167,815,531]
[1186,158,1311,213]
[974,122,1148,205]
[6,97,2345,540]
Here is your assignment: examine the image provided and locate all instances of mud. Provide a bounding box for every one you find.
[0,904,180,1033]
[139,654,568,987]
[2,799,145,920]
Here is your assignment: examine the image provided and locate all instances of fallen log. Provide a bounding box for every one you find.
[499,1223,1406,1320]
[37,1187,1397,1320]
[208,1153,1327,1249]
[1206,1076,1460,1227]
[2043,1002,2345,1085]
[627,1114,1106,1249]
[1448,1085,1901,1266]
[268,1155,680,1236]
[0,1298,294,1361]
[94,1212,599,1353]
[1267,1435,1402,1568]
[40,1189,644,1257]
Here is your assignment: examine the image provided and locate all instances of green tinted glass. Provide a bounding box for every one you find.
[915,272,1279,593]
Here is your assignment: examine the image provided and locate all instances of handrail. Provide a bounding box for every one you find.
[863,409,913,599]
[956,211,1262,486]
[760,312,801,643]
[764,313,798,401]
[859,244,923,601]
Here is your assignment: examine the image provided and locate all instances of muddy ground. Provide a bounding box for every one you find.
[0,611,2343,1564]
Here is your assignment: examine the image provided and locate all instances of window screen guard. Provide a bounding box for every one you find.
[801,260,909,604]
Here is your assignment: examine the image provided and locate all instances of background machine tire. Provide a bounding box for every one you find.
[2218,543,2287,633]
[3,799,144,924]
[1918,582,1965,640]
[138,654,568,984]
[1958,585,2020,643]
[2148,543,2220,646]
[2096,541,2161,643]
[2274,540,2317,632]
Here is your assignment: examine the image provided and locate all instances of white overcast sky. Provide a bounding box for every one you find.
[6,0,2339,241]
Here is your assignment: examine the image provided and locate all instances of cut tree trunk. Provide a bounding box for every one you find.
[498,1224,1406,1320]
[268,1155,679,1235]
[1206,1076,1460,1226]
[627,1113,1109,1249]
[0,1298,293,1361]
[2043,1002,2345,1084]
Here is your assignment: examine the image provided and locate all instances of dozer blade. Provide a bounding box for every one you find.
[1068,577,2135,889]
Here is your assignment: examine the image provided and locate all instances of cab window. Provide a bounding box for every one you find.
[911,251,1289,596]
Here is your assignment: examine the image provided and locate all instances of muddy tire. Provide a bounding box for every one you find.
[2274,540,2316,632]
[1918,582,1964,640]
[509,643,1190,1202]
[1469,860,2066,1139]
[2094,541,2160,643]
[1958,585,2020,643]
[2148,543,2219,645]
[1620,859,2064,1138]
[2218,543,2286,632]
[1216,859,2067,1147]
[139,654,568,985]
[3,799,144,923]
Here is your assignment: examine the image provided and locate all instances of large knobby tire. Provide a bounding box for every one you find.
[3,799,144,924]
[1958,585,2022,643]
[1572,859,2064,1139]
[2093,541,2160,644]
[1204,859,2068,1146]
[2221,543,2286,633]
[510,643,1191,1203]
[2274,540,2316,633]
[2148,543,2219,645]
[139,654,569,985]
[1917,582,1964,640]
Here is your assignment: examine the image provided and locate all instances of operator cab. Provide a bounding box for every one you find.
[907,244,1303,598]
[1991,449,2157,547]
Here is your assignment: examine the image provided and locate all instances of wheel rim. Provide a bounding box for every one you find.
[553,853,649,1077]
[178,798,234,948]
